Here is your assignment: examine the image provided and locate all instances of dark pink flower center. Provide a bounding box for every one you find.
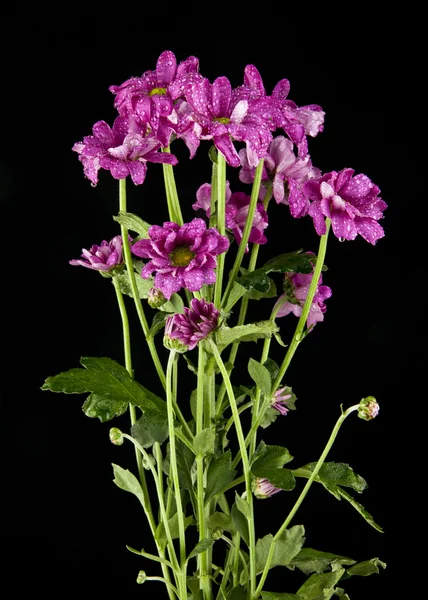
[169,245,195,266]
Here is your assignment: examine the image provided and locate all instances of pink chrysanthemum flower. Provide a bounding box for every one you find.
[193,182,268,251]
[275,266,332,329]
[304,168,387,244]
[239,136,321,218]
[131,218,229,299]
[252,477,282,499]
[72,116,178,186]
[69,235,127,273]
[271,386,292,415]
[164,298,220,351]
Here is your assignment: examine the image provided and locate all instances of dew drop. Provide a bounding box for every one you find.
[338,237,345,242]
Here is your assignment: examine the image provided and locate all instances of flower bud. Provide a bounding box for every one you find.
[109,427,124,445]
[211,527,223,541]
[358,396,379,421]
[136,570,147,584]
[147,287,167,308]
[252,477,282,499]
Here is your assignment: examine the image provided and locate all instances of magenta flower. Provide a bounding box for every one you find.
[271,386,293,415]
[252,477,282,499]
[164,298,220,351]
[72,116,178,186]
[304,168,387,244]
[275,267,332,329]
[131,218,230,299]
[193,182,268,251]
[69,235,126,273]
[239,136,321,218]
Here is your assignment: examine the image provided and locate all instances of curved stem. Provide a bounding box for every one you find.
[118,178,166,390]
[271,219,331,393]
[208,338,256,599]
[254,403,360,597]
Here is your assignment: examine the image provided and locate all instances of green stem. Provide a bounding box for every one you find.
[254,403,360,597]
[118,178,166,390]
[271,218,331,393]
[208,338,256,600]
[166,350,187,595]
[162,148,183,225]
[221,158,264,308]
[196,344,212,600]
[142,576,180,596]
[213,152,227,309]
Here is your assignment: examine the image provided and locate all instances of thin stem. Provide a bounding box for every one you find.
[142,576,180,596]
[221,158,264,308]
[166,351,187,593]
[162,147,183,225]
[118,178,166,390]
[208,338,256,599]
[272,219,331,393]
[254,403,360,597]
[213,151,227,309]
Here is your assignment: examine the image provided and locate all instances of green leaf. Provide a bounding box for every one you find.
[112,464,147,511]
[113,211,151,237]
[206,511,233,533]
[335,487,384,532]
[254,526,305,577]
[244,276,277,300]
[289,548,356,575]
[205,451,237,504]
[215,321,279,351]
[248,358,272,399]
[193,428,216,456]
[252,442,294,470]
[42,356,166,422]
[115,269,154,299]
[332,588,350,599]
[131,406,169,448]
[228,586,248,600]
[297,569,345,600]
[254,468,296,491]
[187,538,214,561]
[262,251,315,274]
[158,292,185,314]
[259,406,280,429]
[262,593,302,600]
[224,281,247,313]
[173,439,197,513]
[345,557,386,576]
[301,462,368,493]
[146,311,170,340]
[234,491,251,519]
[156,512,194,545]
[231,501,249,546]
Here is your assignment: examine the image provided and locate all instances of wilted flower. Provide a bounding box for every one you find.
[131,218,229,299]
[304,168,387,244]
[69,235,127,274]
[252,477,282,499]
[275,264,332,328]
[271,386,293,415]
[164,298,220,351]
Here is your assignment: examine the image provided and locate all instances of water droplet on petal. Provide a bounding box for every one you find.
[338,237,345,242]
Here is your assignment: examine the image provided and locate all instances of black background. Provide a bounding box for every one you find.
[1,7,416,598]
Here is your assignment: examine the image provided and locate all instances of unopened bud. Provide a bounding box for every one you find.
[147,287,167,308]
[136,570,147,584]
[211,527,223,541]
[358,396,379,421]
[109,427,124,445]
[163,333,188,354]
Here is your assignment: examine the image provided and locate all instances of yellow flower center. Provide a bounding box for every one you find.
[149,87,167,97]
[214,117,230,124]
[169,245,195,267]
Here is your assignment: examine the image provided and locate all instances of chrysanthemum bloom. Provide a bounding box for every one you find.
[358,396,379,421]
[72,116,178,186]
[131,218,230,299]
[271,386,293,415]
[239,136,321,218]
[193,182,268,251]
[109,50,202,148]
[164,298,220,351]
[304,168,387,244]
[252,477,282,499]
[69,235,127,274]
[275,267,332,329]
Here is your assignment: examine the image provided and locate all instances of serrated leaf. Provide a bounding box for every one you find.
[187,538,214,561]
[216,321,279,351]
[252,468,296,491]
[112,464,147,511]
[113,211,151,237]
[131,406,168,448]
[158,292,185,314]
[289,548,356,575]
[248,358,272,399]
[193,428,215,456]
[42,356,166,422]
[224,281,247,312]
[205,451,237,504]
[234,491,251,519]
[115,269,154,299]
[82,393,128,422]
[345,557,386,576]
[262,251,314,274]
[255,526,305,576]
[297,569,345,600]
[206,511,233,533]
[252,442,294,470]
[259,406,280,429]
[302,462,368,493]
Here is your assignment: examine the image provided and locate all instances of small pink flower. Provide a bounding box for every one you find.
[69,235,128,273]
[164,298,220,351]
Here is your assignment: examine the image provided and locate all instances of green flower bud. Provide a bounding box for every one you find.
[147,287,167,308]
[136,570,147,584]
[109,427,124,445]
[211,527,223,541]
[358,396,379,421]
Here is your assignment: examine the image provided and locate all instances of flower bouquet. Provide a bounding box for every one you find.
[42,50,387,599]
